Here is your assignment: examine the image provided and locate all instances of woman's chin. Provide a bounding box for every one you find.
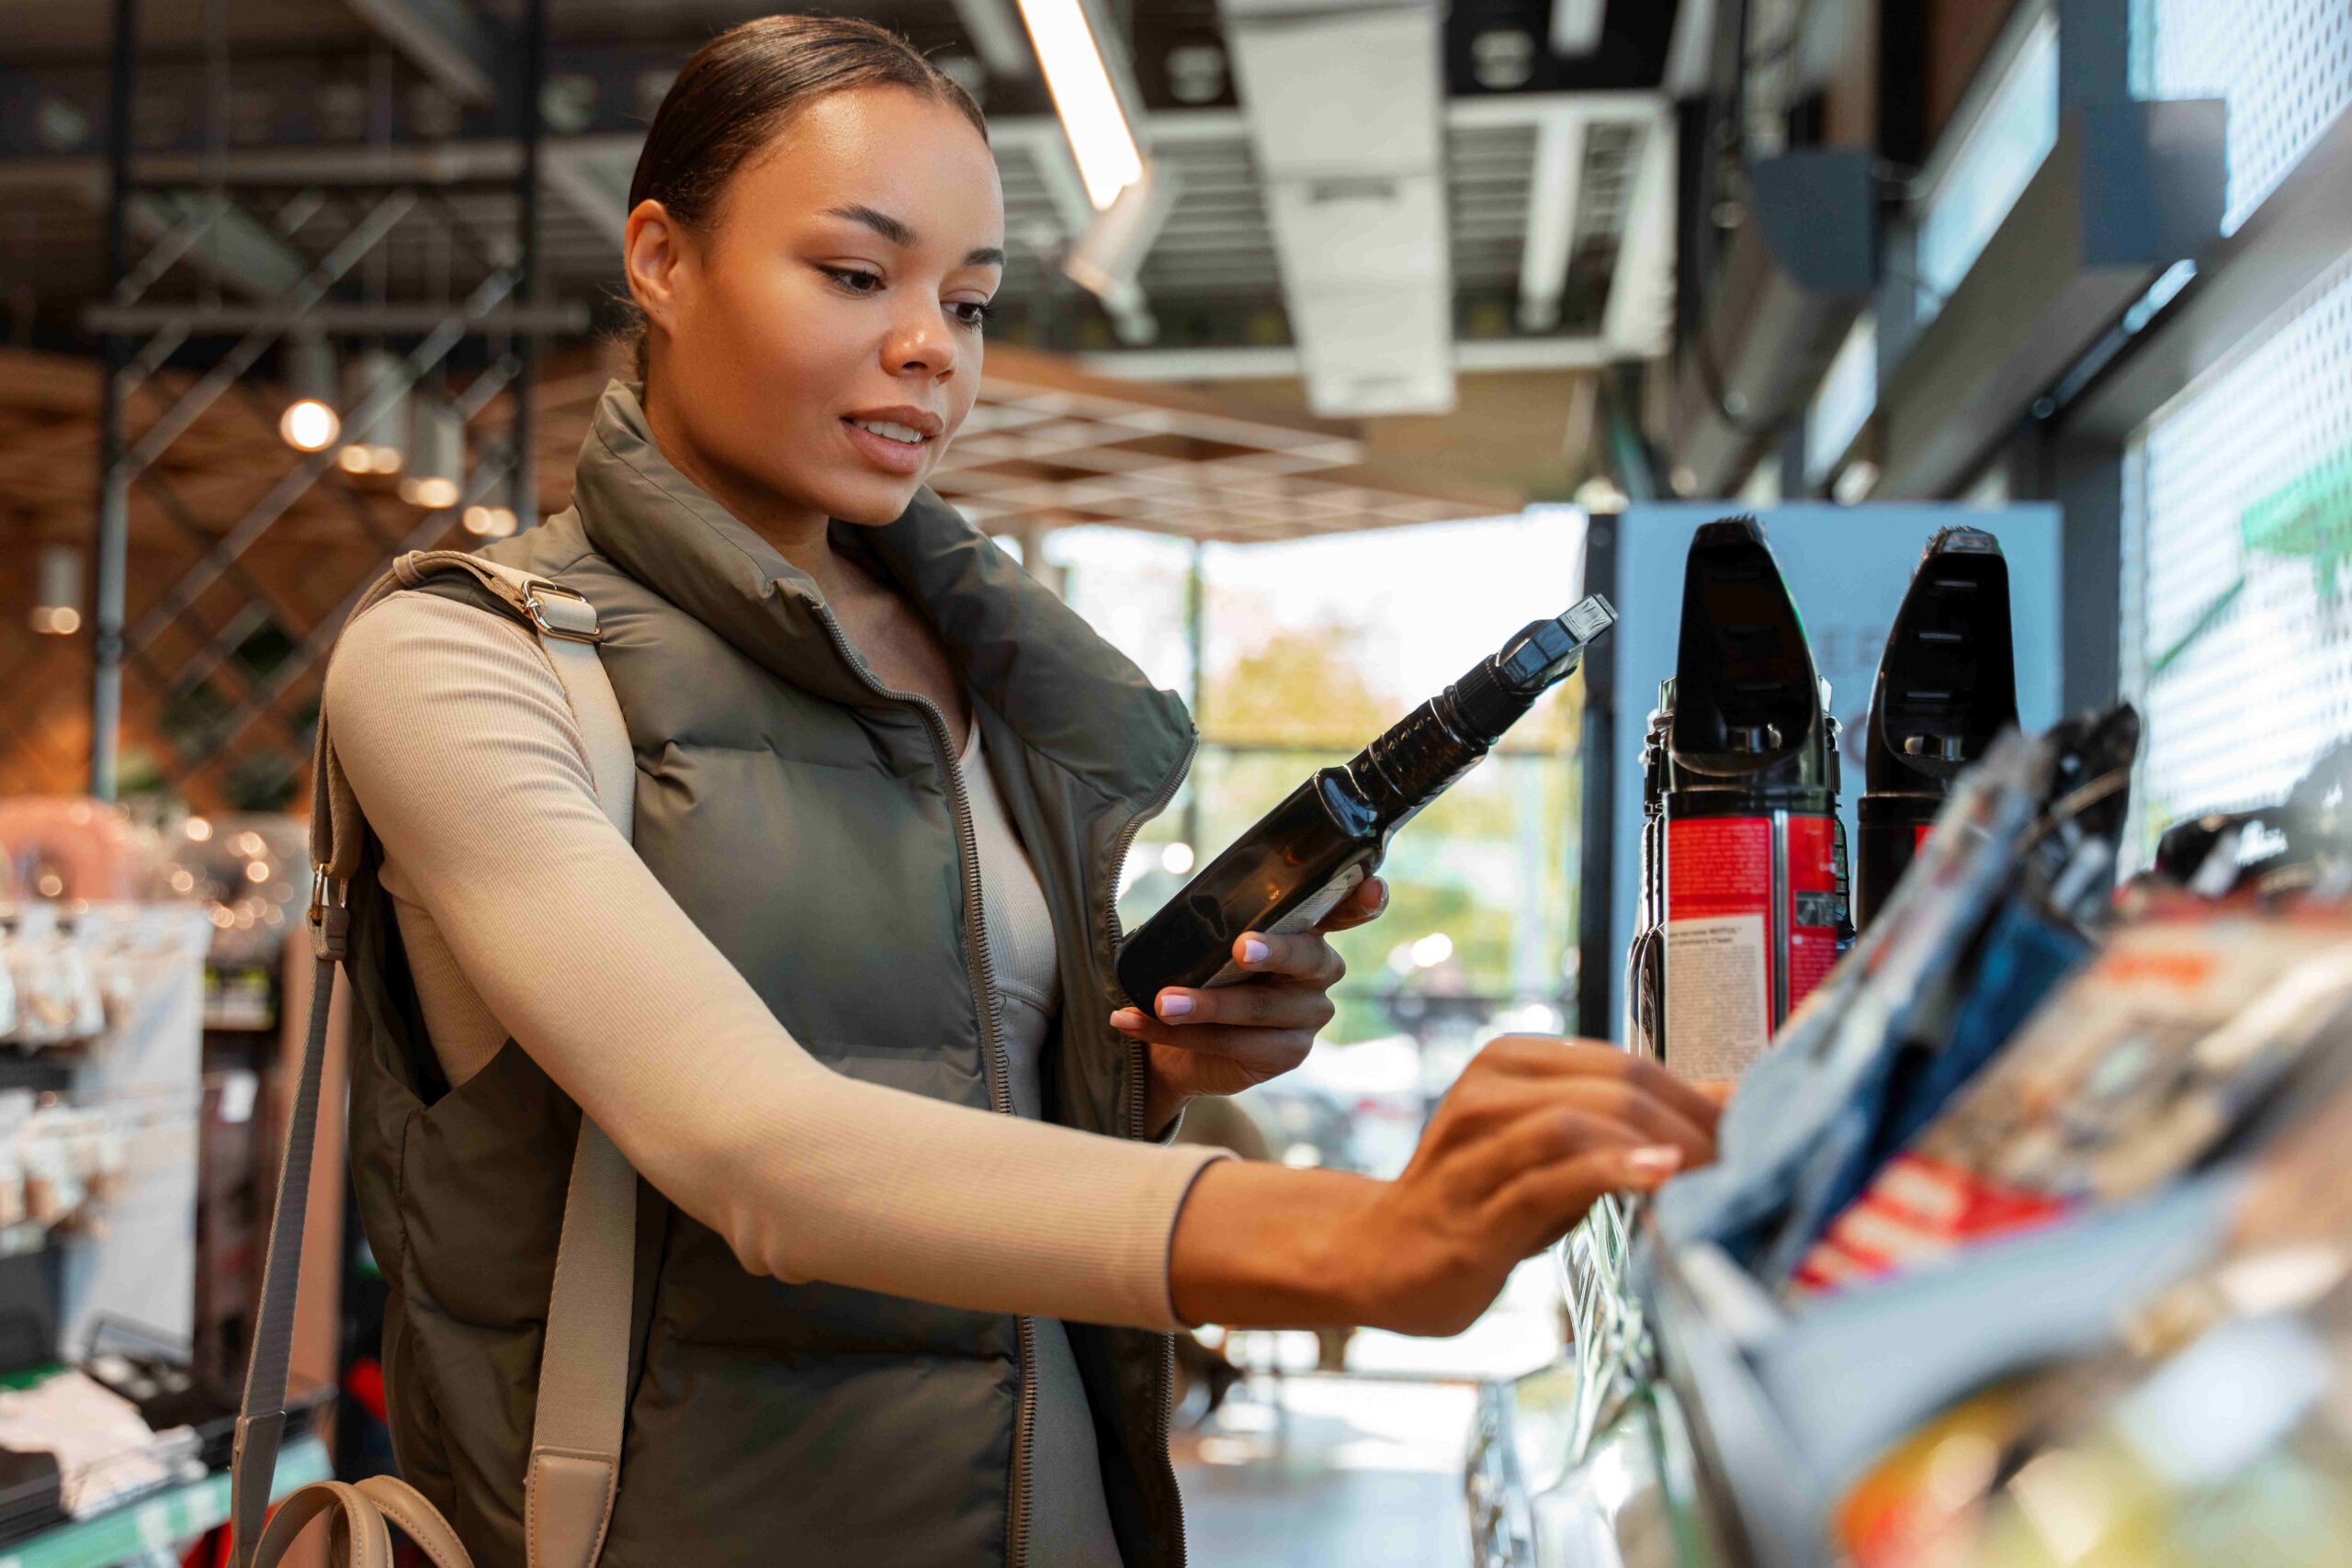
[821,472,928,526]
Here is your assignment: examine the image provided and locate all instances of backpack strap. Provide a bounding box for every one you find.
[234,549,639,1568]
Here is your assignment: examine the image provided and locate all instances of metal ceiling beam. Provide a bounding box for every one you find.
[949,0,1035,78]
[1600,111,1677,357]
[1872,101,2223,500]
[2062,93,2352,442]
[539,141,632,245]
[1078,333,1621,381]
[123,190,307,298]
[1221,0,1457,416]
[343,0,500,107]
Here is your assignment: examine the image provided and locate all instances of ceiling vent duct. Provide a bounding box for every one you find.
[1669,148,1878,496]
[1219,0,1455,416]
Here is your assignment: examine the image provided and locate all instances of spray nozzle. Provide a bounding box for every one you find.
[1498,594,1617,694]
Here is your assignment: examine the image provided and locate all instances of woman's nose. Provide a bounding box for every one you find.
[885,309,957,380]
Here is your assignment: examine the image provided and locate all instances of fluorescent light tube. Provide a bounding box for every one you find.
[1012,0,1143,209]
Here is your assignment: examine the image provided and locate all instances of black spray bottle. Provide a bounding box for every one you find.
[1116,596,1618,1004]
[1854,527,2017,931]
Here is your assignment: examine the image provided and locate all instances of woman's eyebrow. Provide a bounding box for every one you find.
[824,204,1004,268]
[828,203,915,246]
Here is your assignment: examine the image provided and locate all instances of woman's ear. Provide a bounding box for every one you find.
[623,199,693,339]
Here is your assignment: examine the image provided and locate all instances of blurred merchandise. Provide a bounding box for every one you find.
[1478,714,2352,1568]
[0,801,145,906]
[1626,517,1847,1079]
[1797,911,2352,1296]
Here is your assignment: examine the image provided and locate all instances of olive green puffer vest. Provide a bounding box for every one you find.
[335,380,1195,1567]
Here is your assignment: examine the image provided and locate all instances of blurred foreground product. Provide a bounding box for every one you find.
[2148,738,2352,902]
[1625,517,1846,1079]
[1855,528,2018,933]
[1837,1055,2352,1568]
[1793,909,2352,1296]
[1116,595,1615,1004]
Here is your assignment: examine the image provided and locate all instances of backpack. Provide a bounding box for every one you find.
[230,551,639,1568]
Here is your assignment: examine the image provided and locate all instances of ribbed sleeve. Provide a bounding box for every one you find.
[323,592,1224,1332]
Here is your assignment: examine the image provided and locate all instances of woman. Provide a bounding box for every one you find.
[321,16,1719,1567]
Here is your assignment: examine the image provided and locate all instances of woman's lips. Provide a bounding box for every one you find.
[842,417,930,476]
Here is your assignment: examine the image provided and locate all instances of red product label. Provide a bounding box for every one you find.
[1790,1154,2075,1297]
[1786,814,1838,1011]
[1665,814,1840,1026]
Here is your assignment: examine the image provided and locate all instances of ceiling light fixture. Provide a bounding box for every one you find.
[338,347,410,476]
[1012,0,1143,209]
[399,397,465,511]
[30,545,83,636]
[1063,156,1178,300]
[277,332,341,453]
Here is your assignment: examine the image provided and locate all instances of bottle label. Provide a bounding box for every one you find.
[1198,864,1367,988]
[1662,814,1841,1077]
[1786,814,1840,1008]
[1663,914,1770,1078]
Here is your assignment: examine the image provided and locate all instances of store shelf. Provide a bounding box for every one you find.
[0,1435,329,1568]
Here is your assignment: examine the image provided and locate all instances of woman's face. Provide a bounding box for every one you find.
[627,85,1005,528]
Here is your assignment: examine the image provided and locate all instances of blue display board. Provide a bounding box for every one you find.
[1600,502,2063,1039]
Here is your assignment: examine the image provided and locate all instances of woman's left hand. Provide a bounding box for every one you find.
[1111,876,1389,1137]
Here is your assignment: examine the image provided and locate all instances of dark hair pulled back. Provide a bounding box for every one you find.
[620,15,989,378]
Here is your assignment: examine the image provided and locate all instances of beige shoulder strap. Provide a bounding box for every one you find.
[234,549,639,1568]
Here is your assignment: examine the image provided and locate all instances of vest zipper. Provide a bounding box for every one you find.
[809,605,1037,1568]
[1102,731,1198,1568]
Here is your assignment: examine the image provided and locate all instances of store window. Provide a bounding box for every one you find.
[2132,0,2352,233]
[1048,513,1590,1174]
[2121,250,2352,861]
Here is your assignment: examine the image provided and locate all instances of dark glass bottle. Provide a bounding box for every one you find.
[1114,595,1617,1005]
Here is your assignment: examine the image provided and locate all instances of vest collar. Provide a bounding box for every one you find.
[570,378,1193,807]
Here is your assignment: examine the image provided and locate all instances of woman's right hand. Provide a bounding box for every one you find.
[1168,1036,1721,1337]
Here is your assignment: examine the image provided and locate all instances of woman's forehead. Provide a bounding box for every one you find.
[734,88,1004,245]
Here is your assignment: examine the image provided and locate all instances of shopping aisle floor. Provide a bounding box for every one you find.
[1171,1374,1475,1567]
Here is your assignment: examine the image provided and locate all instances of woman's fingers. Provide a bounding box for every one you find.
[1223,930,1345,987]
[1468,1035,1724,1134]
[1110,1010,1316,1077]
[1487,1145,1684,1254]
[1147,971,1339,1031]
[1437,1077,1713,1190]
[1314,875,1389,932]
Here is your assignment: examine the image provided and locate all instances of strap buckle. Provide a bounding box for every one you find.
[521,581,604,645]
[308,870,349,961]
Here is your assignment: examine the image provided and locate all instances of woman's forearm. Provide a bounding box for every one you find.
[1170,1036,1720,1337]
[1168,1161,1382,1327]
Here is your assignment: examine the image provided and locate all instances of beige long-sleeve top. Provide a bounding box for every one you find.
[322,589,1226,1337]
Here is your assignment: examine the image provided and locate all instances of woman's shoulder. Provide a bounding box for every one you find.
[323,588,584,757]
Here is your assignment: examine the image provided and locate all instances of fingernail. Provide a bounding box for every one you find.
[1370,881,1389,912]
[1622,1145,1683,1182]
[1110,1009,1146,1032]
[1239,938,1270,965]
[1158,993,1194,1019]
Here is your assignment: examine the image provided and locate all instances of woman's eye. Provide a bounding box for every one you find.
[951,301,998,330]
[822,266,884,295]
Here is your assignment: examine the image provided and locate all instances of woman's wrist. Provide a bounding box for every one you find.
[1167,1158,1386,1328]
[1142,1073,1193,1142]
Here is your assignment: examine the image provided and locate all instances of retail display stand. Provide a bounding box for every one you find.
[0,900,334,1562]
[0,1435,327,1568]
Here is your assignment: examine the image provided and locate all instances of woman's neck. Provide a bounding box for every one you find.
[639,377,858,604]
